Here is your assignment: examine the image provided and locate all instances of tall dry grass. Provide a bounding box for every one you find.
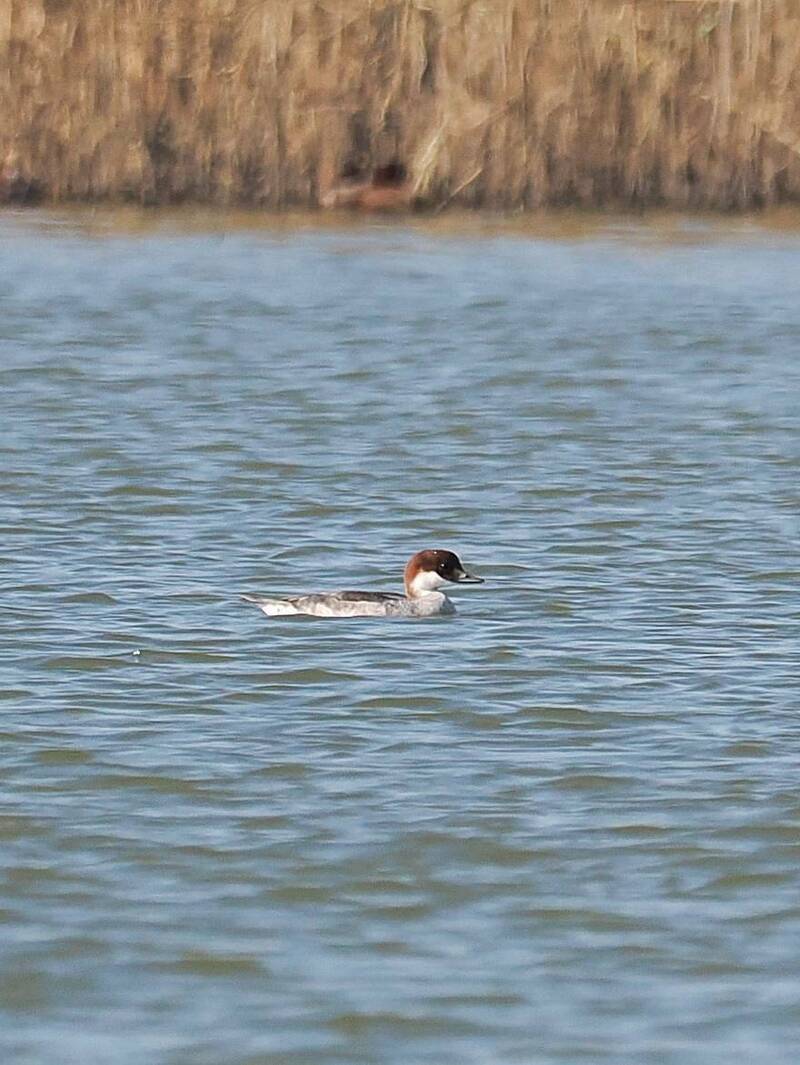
[2,0,800,208]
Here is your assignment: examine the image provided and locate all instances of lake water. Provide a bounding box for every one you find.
[2,209,799,1065]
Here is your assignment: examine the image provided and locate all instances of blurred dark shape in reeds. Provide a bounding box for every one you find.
[2,0,799,210]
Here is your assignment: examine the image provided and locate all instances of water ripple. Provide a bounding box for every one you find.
[1,213,799,1065]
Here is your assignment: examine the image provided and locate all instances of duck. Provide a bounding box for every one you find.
[242,549,483,618]
[320,161,412,212]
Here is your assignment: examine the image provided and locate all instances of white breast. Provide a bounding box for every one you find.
[403,592,454,617]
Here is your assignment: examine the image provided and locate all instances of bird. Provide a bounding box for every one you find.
[242,549,483,618]
[319,161,412,212]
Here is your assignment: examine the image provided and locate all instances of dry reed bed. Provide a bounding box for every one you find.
[2,0,800,209]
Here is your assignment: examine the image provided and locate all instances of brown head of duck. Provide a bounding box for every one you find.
[403,549,484,598]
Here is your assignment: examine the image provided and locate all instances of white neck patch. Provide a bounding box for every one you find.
[408,568,447,598]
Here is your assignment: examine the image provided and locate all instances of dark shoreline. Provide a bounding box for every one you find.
[4,0,800,212]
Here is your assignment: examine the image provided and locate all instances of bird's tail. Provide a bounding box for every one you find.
[241,594,297,616]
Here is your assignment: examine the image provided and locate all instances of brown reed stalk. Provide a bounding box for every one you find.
[1,0,800,209]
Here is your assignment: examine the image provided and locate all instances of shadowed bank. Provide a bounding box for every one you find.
[2,0,800,210]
